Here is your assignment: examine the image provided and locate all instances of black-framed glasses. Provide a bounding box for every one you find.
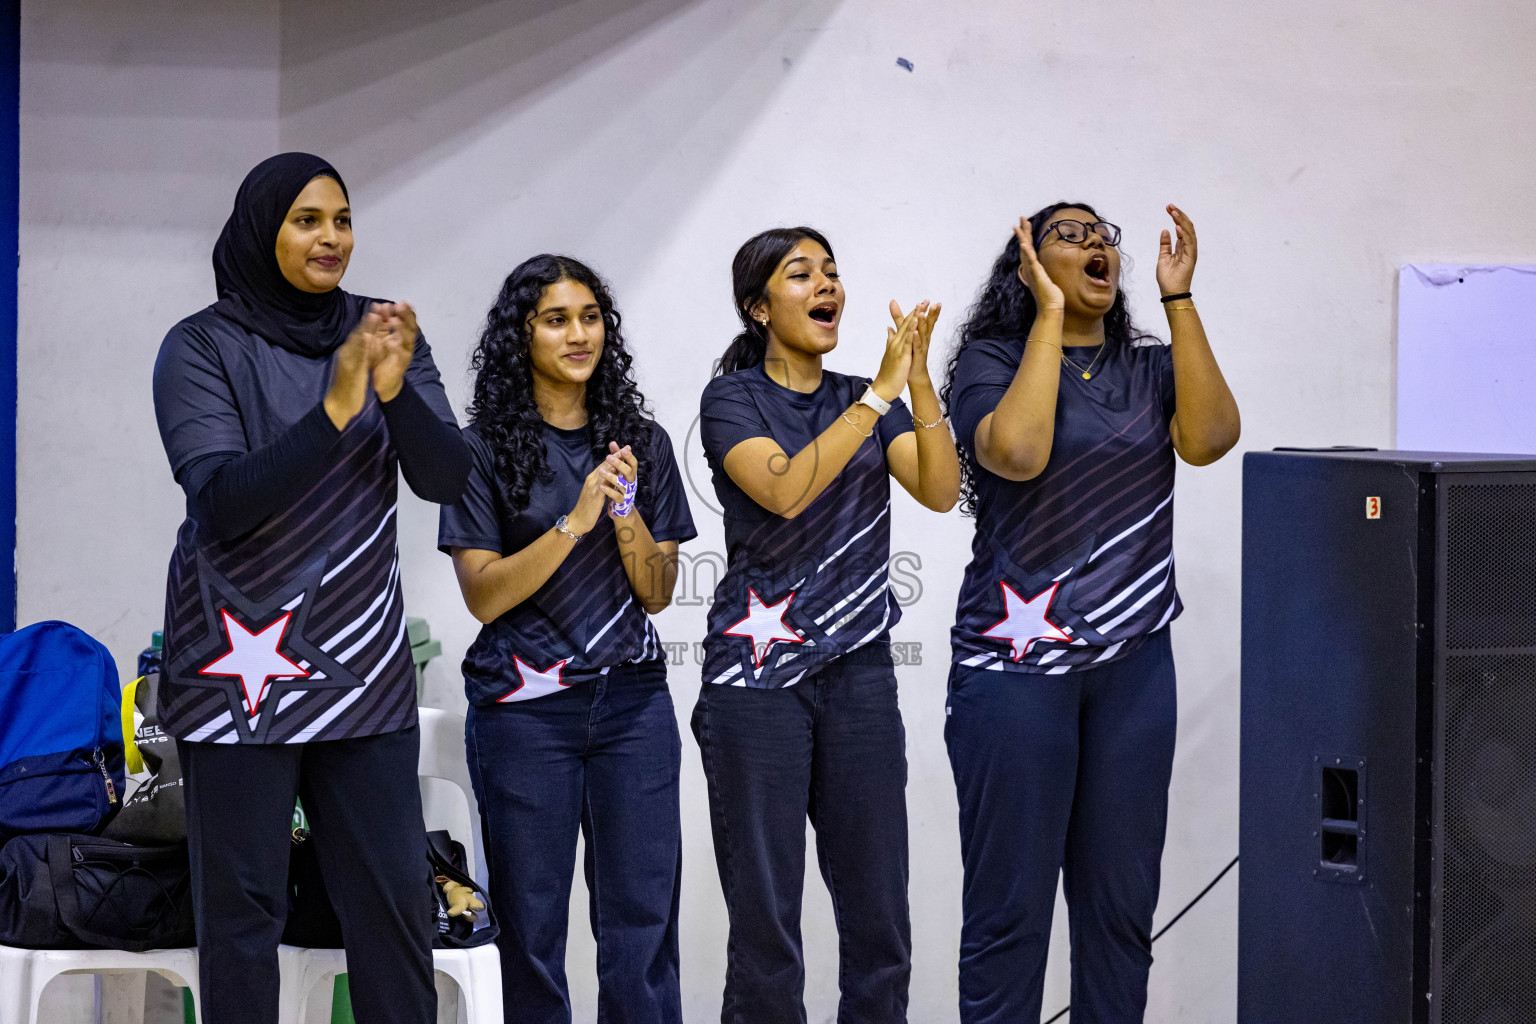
[1037,219,1121,246]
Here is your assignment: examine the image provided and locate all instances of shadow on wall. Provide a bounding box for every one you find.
[278,0,845,269]
[21,0,282,229]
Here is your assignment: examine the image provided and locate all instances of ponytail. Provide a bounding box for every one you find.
[715,321,769,376]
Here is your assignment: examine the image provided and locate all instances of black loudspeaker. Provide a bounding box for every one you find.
[1239,449,1536,1024]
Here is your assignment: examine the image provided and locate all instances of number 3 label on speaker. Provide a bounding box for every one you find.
[1365,496,1381,519]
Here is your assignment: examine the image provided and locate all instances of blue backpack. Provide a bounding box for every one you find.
[0,621,125,841]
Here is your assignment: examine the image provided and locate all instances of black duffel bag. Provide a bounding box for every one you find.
[0,833,195,950]
[284,827,497,950]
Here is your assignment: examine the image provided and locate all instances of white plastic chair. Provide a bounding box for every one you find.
[0,945,201,1024]
[277,706,503,1024]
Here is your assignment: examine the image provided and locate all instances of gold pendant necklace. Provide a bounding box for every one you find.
[1060,345,1105,380]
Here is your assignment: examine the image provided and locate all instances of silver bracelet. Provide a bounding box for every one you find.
[912,413,946,429]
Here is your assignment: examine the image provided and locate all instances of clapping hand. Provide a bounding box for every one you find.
[1014,216,1065,312]
[605,441,639,519]
[325,307,390,429]
[369,302,418,402]
[889,300,941,387]
[871,305,923,403]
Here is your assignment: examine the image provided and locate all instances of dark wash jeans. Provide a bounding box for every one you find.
[465,660,682,1024]
[691,644,911,1024]
[180,726,436,1024]
[945,628,1178,1024]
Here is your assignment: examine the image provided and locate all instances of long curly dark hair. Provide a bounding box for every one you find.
[715,226,836,376]
[941,201,1158,516]
[468,254,655,514]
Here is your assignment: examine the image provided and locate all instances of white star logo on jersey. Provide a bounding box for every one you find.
[983,581,1072,661]
[500,656,572,703]
[724,587,806,667]
[199,610,309,716]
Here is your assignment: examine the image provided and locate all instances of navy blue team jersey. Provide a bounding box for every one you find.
[949,339,1180,674]
[438,422,697,705]
[699,365,913,688]
[154,306,458,744]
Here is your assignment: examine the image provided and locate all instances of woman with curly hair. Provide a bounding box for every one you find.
[693,226,959,1023]
[439,254,696,1023]
[940,203,1239,1023]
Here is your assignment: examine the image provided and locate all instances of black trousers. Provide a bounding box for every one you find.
[691,646,911,1024]
[180,727,436,1024]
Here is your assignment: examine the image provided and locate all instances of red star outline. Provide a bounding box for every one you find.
[499,655,572,702]
[198,609,309,716]
[982,580,1073,662]
[723,586,806,668]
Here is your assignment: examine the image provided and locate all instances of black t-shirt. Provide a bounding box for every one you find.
[152,305,458,744]
[699,364,912,688]
[438,422,697,705]
[949,338,1180,674]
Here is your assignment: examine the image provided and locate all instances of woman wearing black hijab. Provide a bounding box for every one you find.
[152,153,470,1024]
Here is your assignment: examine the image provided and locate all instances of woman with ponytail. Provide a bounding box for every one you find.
[693,227,960,1022]
[439,255,696,1023]
[941,203,1239,1023]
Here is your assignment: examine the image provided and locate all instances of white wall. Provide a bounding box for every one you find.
[18,0,281,663]
[20,0,1536,1020]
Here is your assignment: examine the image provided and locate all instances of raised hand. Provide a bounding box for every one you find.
[1014,216,1065,312]
[872,305,922,402]
[1156,204,1198,297]
[325,308,388,429]
[890,300,942,387]
[370,301,418,402]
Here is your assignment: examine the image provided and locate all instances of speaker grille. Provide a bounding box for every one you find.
[1439,479,1536,1023]
[1445,483,1536,650]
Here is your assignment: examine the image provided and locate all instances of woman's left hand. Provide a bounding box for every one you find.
[889,300,941,387]
[605,441,638,518]
[1156,204,1198,297]
[371,302,419,402]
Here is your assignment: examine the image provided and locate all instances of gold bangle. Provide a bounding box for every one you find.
[1164,304,1197,312]
[1028,339,1063,352]
[840,412,873,438]
[912,413,946,429]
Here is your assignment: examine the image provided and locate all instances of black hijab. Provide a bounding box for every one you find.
[211,152,367,358]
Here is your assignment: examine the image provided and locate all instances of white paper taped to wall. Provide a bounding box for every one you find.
[1397,264,1536,454]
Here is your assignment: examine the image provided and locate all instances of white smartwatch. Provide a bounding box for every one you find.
[857,385,892,417]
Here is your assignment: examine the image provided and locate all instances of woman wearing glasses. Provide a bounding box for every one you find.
[939,203,1239,1023]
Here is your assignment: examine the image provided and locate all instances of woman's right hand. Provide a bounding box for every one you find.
[324,308,386,430]
[1014,216,1065,312]
[871,305,922,403]
[565,458,629,536]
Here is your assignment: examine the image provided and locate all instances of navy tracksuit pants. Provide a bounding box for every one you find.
[945,629,1178,1024]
